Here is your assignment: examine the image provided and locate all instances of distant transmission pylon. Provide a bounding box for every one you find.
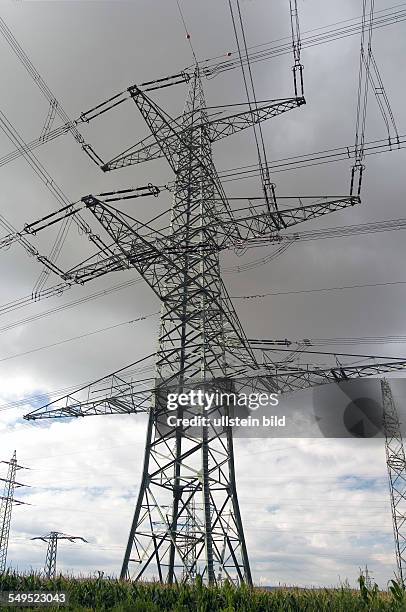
[31,532,88,579]
[381,378,406,584]
[179,498,198,583]
[0,451,28,574]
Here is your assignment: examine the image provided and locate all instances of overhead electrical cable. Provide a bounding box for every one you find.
[249,334,406,348]
[0,16,102,166]
[0,6,403,174]
[0,110,109,297]
[228,0,277,213]
[0,313,158,365]
[1,214,406,320]
[231,279,406,299]
[176,0,198,63]
[0,278,143,332]
[198,3,406,77]
[216,133,406,184]
[224,216,406,272]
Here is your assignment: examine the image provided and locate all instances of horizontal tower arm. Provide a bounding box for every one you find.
[208,97,305,141]
[214,195,360,246]
[24,358,406,421]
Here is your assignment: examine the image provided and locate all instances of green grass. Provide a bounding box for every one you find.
[0,572,405,611]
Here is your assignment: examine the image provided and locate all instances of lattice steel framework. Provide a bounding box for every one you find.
[115,69,260,585]
[0,452,28,574]
[16,62,406,584]
[381,379,406,583]
[31,532,87,579]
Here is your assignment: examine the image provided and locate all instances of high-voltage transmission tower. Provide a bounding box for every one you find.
[0,1,397,586]
[0,452,28,574]
[381,379,406,584]
[31,532,88,579]
[18,61,406,583]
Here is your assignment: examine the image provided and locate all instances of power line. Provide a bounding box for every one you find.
[0,16,101,166]
[217,133,406,185]
[228,0,277,213]
[0,364,156,414]
[0,278,143,325]
[199,2,406,64]
[269,334,406,348]
[225,216,406,273]
[199,3,406,77]
[0,110,107,297]
[176,0,198,63]
[0,313,158,365]
[231,279,406,300]
[4,210,406,324]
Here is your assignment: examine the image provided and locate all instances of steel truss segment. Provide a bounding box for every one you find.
[207,97,305,141]
[32,532,87,579]
[67,201,256,373]
[257,360,406,393]
[103,137,164,170]
[214,195,360,244]
[23,359,406,420]
[24,193,359,287]
[381,379,406,583]
[104,96,305,171]
[120,389,250,583]
[122,72,238,229]
[128,89,181,173]
[24,353,157,420]
[0,452,27,573]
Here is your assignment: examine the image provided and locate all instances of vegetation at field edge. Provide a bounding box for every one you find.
[1,572,406,611]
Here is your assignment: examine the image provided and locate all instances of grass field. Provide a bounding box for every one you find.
[1,572,405,611]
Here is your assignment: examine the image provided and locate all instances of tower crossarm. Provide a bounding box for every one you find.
[79,72,191,125]
[54,198,256,370]
[252,359,406,393]
[211,195,360,245]
[103,97,305,172]
[0,496,27,506]
[206,97,305,142]
[24,387,153,420]
[103,80,238,230]
[24,353,157,420]
[102,134,167,170]
[24,358,406,421]
[32,533,88,542]
[85,199,258,367]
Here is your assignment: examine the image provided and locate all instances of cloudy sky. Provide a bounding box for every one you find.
[0,0,405,588]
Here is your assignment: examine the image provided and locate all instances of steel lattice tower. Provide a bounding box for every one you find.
[119,68,255,585]
[0,451,27,574]
[381,379,406,583]
[180,497,197,583]
[20,62,406,585]
[31,532,87,579]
